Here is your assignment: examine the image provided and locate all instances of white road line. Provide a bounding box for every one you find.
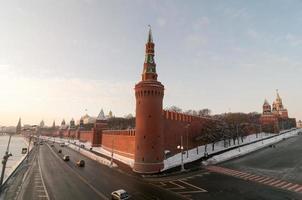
[263,179,276,185]
[168,181,185,190]
[275,181,288,187]
[281,182,293,189]
[293,185,302,192]
[269,180,282,186]
[178,190,206,194]
[253,176,267,182]
[46,143,108,200]
[287,184,300,190]
[38,154,50,200]
[177,180,207,192]
[258,177,271,183]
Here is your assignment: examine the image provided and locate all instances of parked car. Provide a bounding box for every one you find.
[60,143,65,147]
[111,189,130,200]
[21,148,27,154]
[76,160,85,167]
[39,141,43,145]
[58,149,62,153]
[50,144,54,147]
[63,155,70,161]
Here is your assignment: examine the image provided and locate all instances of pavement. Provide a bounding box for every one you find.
[13,141,183,200]
[146,133,302,200]
[2,133,302,200]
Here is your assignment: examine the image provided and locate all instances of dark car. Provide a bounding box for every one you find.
[58,149,62,153]
[63,155,70,161]
[77,160,85,167]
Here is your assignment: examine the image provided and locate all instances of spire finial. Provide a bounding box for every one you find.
[147,25,153,43]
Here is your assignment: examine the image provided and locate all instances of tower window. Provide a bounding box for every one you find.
[142,157,144,161]
[144,135,146,139]
[149,115,151,118]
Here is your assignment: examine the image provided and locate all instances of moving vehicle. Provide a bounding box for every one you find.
[58,149,62,153]
[111,189,130,200]
[76,160,85,167]
[63,155,70,161]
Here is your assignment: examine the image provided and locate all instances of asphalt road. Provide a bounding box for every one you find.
[5,134,302,200]
[222,134,302,184]
[147,134,302,200]
[18,142,183,200]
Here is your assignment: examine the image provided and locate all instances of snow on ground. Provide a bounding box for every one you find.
[41,128,300,172]
[162,129,299,171]
[203,128,300,165]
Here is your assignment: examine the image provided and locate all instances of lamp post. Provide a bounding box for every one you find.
[110,137,114,168]
[0,134,13,186]
[177,135,185,172]
[26,135,32,161]
[185,124,190,158]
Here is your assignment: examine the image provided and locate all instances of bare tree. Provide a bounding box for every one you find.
[166,106,182,113]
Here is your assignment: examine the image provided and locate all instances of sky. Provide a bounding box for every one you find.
[0,0,302,126]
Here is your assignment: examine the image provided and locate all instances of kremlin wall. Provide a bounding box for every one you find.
[34,28,296,174]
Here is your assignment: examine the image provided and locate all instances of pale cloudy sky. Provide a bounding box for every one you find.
[0,0,302,126]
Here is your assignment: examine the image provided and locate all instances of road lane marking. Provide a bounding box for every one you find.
[206,166,302,194]
[294,186,302,192]
[281,182,293,189]
[46,143,108,200]
[288,184,300,191]
[269,180,282,186]
[178,180,207,192]
[258,177,270,183]
[274,181,288,187]
[38,153,50,200]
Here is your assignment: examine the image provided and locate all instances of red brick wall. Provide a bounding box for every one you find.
[79,130,94,143]
[162,110,211,154]
[101,130,135,159]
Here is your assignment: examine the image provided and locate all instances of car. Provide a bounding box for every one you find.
[39,141,43,145]
[80,144,85,148]
[111,189,130,200]
[58,149,62,153]
[63,155,70,161]
[60,143,65,147]
[76,160,85,167]
[50,144,54,147]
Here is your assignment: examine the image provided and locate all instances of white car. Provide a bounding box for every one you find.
[111,189,130,200]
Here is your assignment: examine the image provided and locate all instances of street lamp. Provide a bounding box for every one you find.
[177,135,185,172]
[110,137,114,168]
[0,134,13,186]
[185,124,190,158]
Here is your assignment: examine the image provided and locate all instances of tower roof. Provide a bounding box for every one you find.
[141,25,158,81]
[147,25,153,43]
[97,109,106,120]
[263,99,269,106]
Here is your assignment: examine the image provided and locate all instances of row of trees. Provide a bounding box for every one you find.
[196,112,262,152]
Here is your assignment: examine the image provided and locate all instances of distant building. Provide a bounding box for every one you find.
[260,90,296,133]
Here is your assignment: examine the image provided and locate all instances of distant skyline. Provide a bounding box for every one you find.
[0,0,302,126]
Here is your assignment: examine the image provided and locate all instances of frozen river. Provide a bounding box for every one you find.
[0,135,28,182]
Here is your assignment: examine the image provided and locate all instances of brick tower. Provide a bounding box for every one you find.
[134,27,164,173]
